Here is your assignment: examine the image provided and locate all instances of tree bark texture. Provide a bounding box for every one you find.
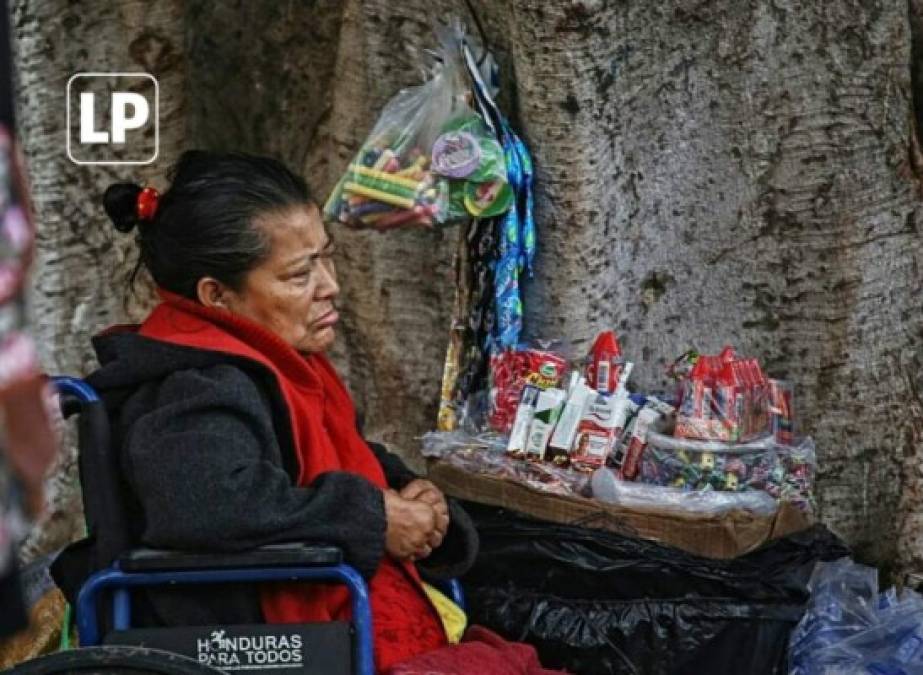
[12,0,185,560]
[11,0,923,574]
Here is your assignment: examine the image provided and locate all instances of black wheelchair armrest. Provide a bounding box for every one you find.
[118,542,343,572]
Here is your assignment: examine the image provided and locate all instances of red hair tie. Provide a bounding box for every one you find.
[136,186,160,221]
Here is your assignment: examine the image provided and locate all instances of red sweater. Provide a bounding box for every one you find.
[140,291,447,671]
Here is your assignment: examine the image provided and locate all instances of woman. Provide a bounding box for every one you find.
[86,151,556,674]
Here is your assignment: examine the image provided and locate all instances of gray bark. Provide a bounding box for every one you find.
[12,0,185,560]
[10,0,923,576]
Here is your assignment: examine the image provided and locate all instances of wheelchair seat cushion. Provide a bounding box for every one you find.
[118,543,343,572]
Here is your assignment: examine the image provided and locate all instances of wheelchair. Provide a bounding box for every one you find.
[12,376,464,675]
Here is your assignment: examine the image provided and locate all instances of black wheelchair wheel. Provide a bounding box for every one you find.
[8,645,225,674]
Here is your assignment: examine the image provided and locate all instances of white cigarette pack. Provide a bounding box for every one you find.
[548,378,593,452]
[524,387,567,459]
[506,385,540,455]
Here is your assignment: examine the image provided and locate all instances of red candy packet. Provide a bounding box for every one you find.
[488,348,567,433]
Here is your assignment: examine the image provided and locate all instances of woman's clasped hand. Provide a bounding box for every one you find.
[383,479,450,561]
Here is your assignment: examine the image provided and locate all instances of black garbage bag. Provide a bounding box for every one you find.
[460,502,849,675]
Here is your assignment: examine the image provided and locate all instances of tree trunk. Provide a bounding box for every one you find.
[11,0,923,576]
[11,0,185,560]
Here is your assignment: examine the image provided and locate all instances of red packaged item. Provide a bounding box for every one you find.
[619,408,657,480]
[745,358,769,435]
[617,397,674,480]
[769,379,794,444]
[586,330,622,395]
[571,393,631,471]
[488,348,567,433]
[675,347,769,442]
[718,345,737,363]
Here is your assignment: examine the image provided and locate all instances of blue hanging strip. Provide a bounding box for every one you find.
[508,127,535,276]
[462,40,537,350]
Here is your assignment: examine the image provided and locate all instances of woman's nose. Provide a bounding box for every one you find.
[315,261,339,299]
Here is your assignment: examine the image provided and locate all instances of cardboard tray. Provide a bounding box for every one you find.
[428,460,811,559]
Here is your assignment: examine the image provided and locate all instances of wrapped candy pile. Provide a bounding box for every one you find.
[424,332,816,517]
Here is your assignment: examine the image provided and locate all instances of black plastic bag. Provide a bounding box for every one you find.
[460,502,848,675]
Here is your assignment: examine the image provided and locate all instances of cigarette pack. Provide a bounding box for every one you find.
[506,385,539,456]
[571,393,633,470]
[524,387,567,460]
[548,378,593,455]
[619,405,665,480]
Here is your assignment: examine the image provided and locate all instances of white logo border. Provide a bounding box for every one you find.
[65,71,159,166]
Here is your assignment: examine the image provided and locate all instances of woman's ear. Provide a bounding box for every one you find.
[196,277,228,309]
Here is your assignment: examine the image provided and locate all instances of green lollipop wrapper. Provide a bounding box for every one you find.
[464,179,514,218]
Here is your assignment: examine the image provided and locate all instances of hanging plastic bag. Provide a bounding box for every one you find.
[323,29,510,230]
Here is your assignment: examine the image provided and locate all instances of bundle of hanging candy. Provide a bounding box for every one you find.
[425,332,814,514]
[323,23,537,439]
[323,23,526,235]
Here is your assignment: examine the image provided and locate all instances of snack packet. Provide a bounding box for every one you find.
[488,347,567,433]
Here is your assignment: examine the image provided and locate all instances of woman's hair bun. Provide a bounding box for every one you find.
[103,182,143,233]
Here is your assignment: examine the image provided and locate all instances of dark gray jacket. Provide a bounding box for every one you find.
[76,330,477,626]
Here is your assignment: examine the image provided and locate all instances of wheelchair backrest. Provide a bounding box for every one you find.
[55,377,133,570]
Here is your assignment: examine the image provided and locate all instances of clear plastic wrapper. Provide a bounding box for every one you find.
[421,428,508,458]
[638,431,816,511]
[790,558,923,675]
[590,468,778,516]
[425,442,590,497]
[323,28,509,230]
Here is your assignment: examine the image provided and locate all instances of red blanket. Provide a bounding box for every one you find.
[385,626,567,675]
[140,291,446,671]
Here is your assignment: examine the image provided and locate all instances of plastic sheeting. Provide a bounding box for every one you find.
[460,503,848,675]
[790,558,923,674]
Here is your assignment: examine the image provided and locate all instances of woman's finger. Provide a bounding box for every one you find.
[400,479,429,501]
[435,513,450,535]
[427,530,444,549]
[427,496,448,516]
[416,487,443,505]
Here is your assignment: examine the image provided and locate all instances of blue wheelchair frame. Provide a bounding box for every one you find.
[54,376,464,675]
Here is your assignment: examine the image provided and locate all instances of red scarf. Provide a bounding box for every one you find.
[139,291,446,671]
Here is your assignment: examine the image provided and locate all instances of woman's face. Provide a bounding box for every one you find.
[215,204,340,353]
